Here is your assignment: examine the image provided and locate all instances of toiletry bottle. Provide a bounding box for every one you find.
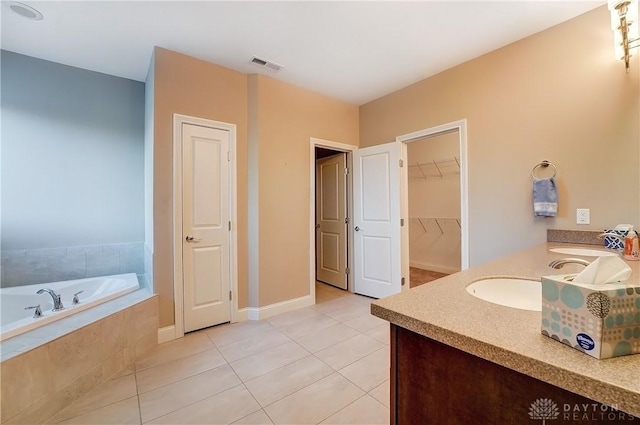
[624,226,639,261]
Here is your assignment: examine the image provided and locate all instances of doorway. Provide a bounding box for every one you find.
[315,149,348,290]
[173,114,238,339]
[398,120,469,289]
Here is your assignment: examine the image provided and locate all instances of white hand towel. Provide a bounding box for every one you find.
[572,256,632,285]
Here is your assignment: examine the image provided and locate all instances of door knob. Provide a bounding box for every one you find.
[185,236,201,242]
[315,224,320,229]
[354,226,361,231]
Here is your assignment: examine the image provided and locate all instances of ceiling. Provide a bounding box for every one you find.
[1,1,604,105]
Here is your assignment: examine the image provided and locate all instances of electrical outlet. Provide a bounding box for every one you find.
[576,208,590,225]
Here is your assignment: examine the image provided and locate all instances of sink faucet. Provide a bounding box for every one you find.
[548,258,591,269]
[598,232,624,241]
[36,288,65,311]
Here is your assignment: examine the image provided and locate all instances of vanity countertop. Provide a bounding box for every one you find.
[371,242,640,417]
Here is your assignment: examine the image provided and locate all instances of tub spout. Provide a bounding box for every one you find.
[548,258,591,269]
[36,288,64,312]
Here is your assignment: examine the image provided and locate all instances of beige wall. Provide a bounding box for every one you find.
[250,75,359,306]
[150,49,358,326]
[152,47,249,327]
[360,6,639,267]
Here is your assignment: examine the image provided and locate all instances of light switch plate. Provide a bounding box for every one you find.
[576,208,590,225]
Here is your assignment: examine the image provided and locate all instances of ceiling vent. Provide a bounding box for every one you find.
[250,56,282,72]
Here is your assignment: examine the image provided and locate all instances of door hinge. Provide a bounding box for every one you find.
[400,218,405,226]
[399,159,404,167]
[401,277,406,286]
[229,291,232,301]
[227,151,231,161]
[346,267,350,275]
[228,221,231,231]
[345,167,349,175]
[345,217,350,224]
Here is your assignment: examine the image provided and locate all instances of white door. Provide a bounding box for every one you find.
[316,153,348,289]
[353,142,403,299]
[182,123,231,332]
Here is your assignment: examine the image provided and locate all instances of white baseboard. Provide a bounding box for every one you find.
[410,261,460,275]
[157,325,176,344]
[236,295,314,321]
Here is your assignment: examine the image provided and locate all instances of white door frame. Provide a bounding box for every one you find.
[396,119,469,271]
[173,113,238,339]
[309,137,358,300]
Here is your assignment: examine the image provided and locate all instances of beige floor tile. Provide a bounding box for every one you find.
[147,384,260,424]
[343,314,387,333]
[56,396,140,425]
[312,297,359,314]
[279,314,339,341]
[267,307,322,329]
[112,363,136,379]
[135,332,214,372]
[52,374,137,423]
[136,347,226,394]
[315,334,384,370]
[324,304,371,323]
[369,381,390,408]
[139,364,241,423]
[339,348,389,392]
[295,323,361,353]
[231,409,274,424]
[264,373,364,425]
[230,341,308,382]
[244,355,333,407]
[320,394,390,425]
[206,320,277,348]
[365,324,390,345]
[217,329,291,363]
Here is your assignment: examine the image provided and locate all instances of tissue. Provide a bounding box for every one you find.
[572,256,632,285]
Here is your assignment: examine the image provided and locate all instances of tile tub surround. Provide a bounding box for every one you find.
[1,242,145,288]
[0,290,158,424]
[371,242,640,418]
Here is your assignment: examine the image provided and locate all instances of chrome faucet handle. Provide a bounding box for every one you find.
[72,290,84,305]
[25,305,42,318]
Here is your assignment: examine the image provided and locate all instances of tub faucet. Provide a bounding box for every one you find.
[36,288,65,312]
[548,258,591,269]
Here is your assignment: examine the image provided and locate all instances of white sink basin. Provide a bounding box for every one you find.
[548,247,617,257]
[466,278,541,311]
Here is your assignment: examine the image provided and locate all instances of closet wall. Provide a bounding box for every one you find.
[407,132,461,274]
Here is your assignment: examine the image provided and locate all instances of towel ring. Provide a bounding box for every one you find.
[531,160,557,180]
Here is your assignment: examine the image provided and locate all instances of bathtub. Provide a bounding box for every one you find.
[0,273,139,341]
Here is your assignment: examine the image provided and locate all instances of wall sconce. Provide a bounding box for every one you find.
[608,0,639,72]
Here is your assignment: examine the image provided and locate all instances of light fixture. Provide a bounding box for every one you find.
[8,1,43,20]
[608,0,639,72]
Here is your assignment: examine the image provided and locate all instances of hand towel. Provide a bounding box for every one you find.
[533,177,558,217]
[572,256,632,285]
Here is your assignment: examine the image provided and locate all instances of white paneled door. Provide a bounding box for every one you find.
[316,153,348,290]
[182,123,231,333]
[353,142,402,299]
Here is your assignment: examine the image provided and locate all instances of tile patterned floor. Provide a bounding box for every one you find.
[50,283,390,425]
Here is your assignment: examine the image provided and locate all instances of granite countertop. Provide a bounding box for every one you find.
[371,242,640,417]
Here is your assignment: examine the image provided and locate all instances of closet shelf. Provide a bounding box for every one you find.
[409,217,461,234]
[408,157,459,179]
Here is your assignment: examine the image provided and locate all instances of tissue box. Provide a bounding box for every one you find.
[541,275,640,359]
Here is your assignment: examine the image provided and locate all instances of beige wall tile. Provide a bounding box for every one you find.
[1,344,53,421]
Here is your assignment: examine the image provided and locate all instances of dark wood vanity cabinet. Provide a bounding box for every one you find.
[390,324,639,425]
